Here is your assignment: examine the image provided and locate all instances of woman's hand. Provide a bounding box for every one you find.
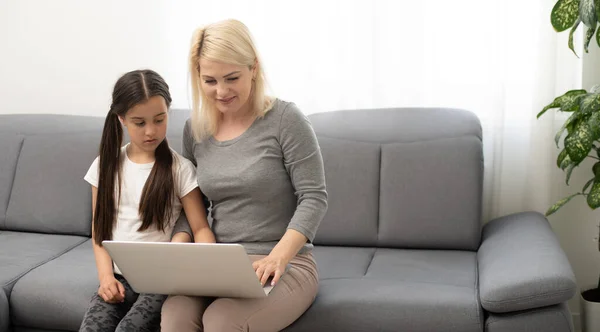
[252,255,287,286]
[98,274,125,303]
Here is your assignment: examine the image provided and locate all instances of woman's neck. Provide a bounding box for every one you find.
[220,108,255,126]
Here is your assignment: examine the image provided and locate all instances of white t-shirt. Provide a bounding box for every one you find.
[84,144,198,274]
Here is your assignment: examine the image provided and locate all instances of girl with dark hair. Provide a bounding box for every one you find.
[79,69,215,332]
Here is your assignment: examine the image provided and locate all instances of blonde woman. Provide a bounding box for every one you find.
[161,19,328,332]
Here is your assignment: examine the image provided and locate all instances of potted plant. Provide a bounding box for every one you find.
[538,1,600,330]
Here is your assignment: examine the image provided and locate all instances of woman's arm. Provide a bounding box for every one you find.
[181,188,216,243]
[254,103,328,286]
[253,229,307,286]
[90,186,125,303]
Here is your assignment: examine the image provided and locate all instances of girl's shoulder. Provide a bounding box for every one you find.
[170,149,195,172]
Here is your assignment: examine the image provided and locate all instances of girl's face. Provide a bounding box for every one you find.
[119,96,168,154]
[199,58,255,117]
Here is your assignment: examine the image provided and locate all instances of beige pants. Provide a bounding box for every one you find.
[161,253,318,332]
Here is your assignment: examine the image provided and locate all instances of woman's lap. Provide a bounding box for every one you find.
[161,253,318,332]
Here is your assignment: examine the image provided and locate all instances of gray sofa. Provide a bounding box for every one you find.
[0,107,577,332]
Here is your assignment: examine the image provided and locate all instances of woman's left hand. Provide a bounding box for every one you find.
[252,255,287,286]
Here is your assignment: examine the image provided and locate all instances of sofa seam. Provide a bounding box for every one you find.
[376,144,381,245]
[2,237,89,292]
[362,248,377,277]
[315,133,480,145]
[2,136,24,230]
[481,287,574,306]
[558,305,574,332]
[474,254,484,329]
[320,276,476,289]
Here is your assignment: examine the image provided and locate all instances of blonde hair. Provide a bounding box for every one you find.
[189,19,273,141]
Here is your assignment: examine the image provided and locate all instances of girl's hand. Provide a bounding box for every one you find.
[252,255,287,286]
[98,275,125,303]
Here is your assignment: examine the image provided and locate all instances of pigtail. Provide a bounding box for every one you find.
[93,109,122,246]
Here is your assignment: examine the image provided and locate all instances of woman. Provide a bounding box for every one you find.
[161,19,328,332]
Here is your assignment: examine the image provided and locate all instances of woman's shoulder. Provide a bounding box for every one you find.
[266,98,306,123]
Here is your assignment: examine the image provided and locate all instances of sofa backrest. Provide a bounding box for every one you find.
[0,108,482,251]
[308,108,483,251]
[0,111,190,237]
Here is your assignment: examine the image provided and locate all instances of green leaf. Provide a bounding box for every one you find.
[539,90,587,117]
[597,25,600,47]
[546,193,579,216]
[588,111,600,139]
[565,121,593,163]
[580,0,597,28]
[566,163,577,184]
[588,181,600,208]
[558,148,569,167]
[569,19,582,57]
[537,101,561,118]
[552,0,581,32]
[561,92,587,112]
[584,177,595,192]
[594,161,600,177]
[596,0,600,21]
[556,112,581,146]
[585,22,598,52]
[560,154,573,170]
[581,93,600,114]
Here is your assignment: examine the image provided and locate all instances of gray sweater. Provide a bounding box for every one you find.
[183,99,328,255]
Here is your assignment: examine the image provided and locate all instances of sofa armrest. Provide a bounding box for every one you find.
[0,290,8,332]
[477,211,576,313]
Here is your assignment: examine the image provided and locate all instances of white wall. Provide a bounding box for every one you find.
[0,1,186,116]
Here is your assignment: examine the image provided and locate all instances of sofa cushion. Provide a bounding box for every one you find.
[5,134,100,236]
[0,134,23,230]
[286,246,482,332]
[378,136,483,250]
[313,137,380,246]
[0,231,87,295]
[10,240,97,331]
[313,246,376,279]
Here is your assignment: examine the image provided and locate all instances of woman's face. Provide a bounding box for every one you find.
[199,58,255,116]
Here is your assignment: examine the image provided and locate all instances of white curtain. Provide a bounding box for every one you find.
[164,0,581,221]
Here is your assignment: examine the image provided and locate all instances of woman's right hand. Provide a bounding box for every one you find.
[98,275,125,303]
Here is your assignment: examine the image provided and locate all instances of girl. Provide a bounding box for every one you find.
[79,69,215,332]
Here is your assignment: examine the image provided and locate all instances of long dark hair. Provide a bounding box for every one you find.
[94,69,175,246]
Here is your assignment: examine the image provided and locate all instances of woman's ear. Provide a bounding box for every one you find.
[118,115,126,127]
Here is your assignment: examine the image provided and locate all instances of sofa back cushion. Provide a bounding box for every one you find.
[309,108,483,250]
[5,133,101,236]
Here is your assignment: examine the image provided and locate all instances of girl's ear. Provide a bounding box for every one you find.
[118,115,126,127]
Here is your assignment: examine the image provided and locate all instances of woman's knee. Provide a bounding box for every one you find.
[203,299,246,332]
[161,295,204,332]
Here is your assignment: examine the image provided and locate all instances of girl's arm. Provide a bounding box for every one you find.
[91,186,125,303]
[180,188,216,243]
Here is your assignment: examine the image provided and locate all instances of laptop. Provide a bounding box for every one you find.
[102,241,275,298]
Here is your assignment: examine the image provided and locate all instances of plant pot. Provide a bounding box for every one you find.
[580,288,600,331]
